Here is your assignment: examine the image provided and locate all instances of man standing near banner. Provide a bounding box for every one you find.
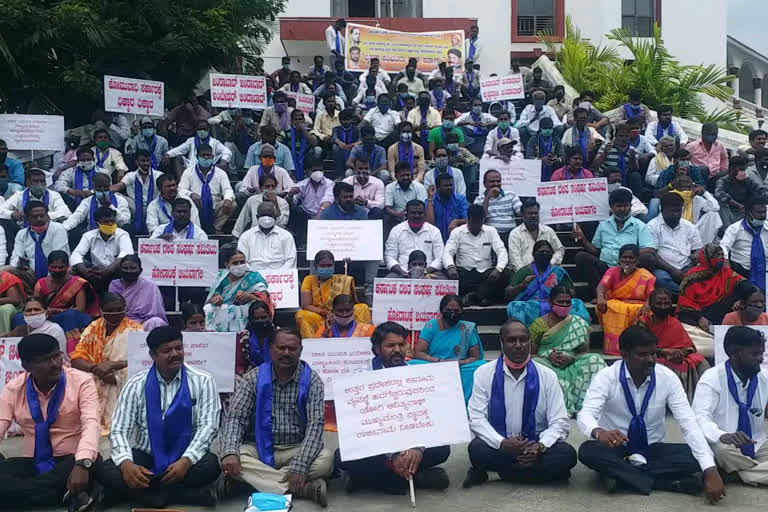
[465,25,481,65]
[325,19,346,69]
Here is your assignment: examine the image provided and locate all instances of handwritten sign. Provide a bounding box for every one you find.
[126,331,236,392]
[0,115,65,152]
[537,178,610,224]
[261,269,299,309]
[372,278,459,331]
[138,239,219,287]
[0,337,23,391]
[334,362,471,461]
[210,73,268,110]
[479,157,541,197]
[290,92,316,113]
[104,75,164,116]
[306,220,383,261]
[714,325,768,369]
[480,74,525,102]
[301,338,373,399]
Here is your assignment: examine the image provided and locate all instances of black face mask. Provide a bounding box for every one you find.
[651,306,674,319]
[121,271,140,282]
[250,320,273,333]
[533,252,552,268]
[49,270,67,279]
[442,311,461,325]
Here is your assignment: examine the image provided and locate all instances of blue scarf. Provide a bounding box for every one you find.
[470,112,487,136]
[725,360,759,458]
[433,190,459,242]
[419,108,429,143]
[362,145,378,171]
[445,80,456,96]
[22,189,50,227]
[616,146,630,184]
[565,167,585,180]
[742,218,766,291]
[576,128,589,162]
[29,228,48,281]
[619,361,655,457]
[372,356,384,370]
[623,103,641,121]
[497,126,511,141]
[335,29,341,54]
[73,167,96,206]
[158,196,173,224]
[95,148,109,168]
[194,135,210,150]
[195,165,215,227]
[331,319,356,338]
[89,193,118,229]
[145,365,193,474]
[311,66,326,91]
[290,127,307,180]
[339,126,355,160]
[538,136,554,181]
[489,357,539,441]
[469,38,477,60]
[434,90,444,109]
[465,72,476,99]
[27,371,67,474]
[529,263,554,316]
[146,135,158,169]
[398,142,414,172]
[248,333,271,367]
[255,361,311,467]
[134,170,154,233]
[163,220,195,239]
[656,121,674,141]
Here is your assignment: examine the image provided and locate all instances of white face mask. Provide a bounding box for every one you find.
[79,161,95,171]
[258,216,276,229]
[310,171,325,183]
[229,263,250,277]
[25,313,47,329]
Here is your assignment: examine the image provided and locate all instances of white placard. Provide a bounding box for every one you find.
[104,75,164,116]
[289,91,316,113]
[480,73,525,102]
[126,331,236,392]
[210,73,268,110]
[262,269,300,309]
[479,157,541,197]
[372,278,459,331]
[0,337,23,391]
[537,178,610,224]
[334,362,471,461]
[306,220,383,261]
[138,239,219,287]
[713,325,768,369]
[301,338,373,399]
[0,115,65,151]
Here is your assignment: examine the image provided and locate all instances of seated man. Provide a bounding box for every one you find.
[427,109,464,160]
[429,77,451,110]
[62,172,131,247]
[362,93,400,149]
[692,326,768,486]
[646,104,688,146]
[739,129,767,166]
[577,326,725,502]
[527,118,565,181]
[385,200,444,278]
[617,88,651,127]
[517,91,564,147]
[647,149,708,221]
[464,318,576,487]
[310,95,341,152]
[748,148,768,185]
[444,204,509,306]
[97,326,221,508]
[407,92,442,154]
[92,128,129,181]
[446,132,480,189]
[426,172,468,242]
[54,147,111,209]
[233,174,290,238]
[0,168,70,245]
[238,143,296,206]
[457,97,497,154]
[645,137,676,187]
[0,333,101,510]
[70,206,133,291]
[606,168,648,220]
[423,146,467,197]
[178,143,234,233]
[280,109,319,181]
[593,123,644,196]
[384,162,428,231]
[561,107,605,167]
[342,159,385,220]
[337,322,450,493]
[507,199,565,272]
[279,70,312,95]
[219,329,332,505]
[0,138,25,195]
[331,108,360,177]
[387,121,425,182]
[484,110,521,158]
[146,173,200,233]
[150,198,208,241]
[125,117,169,170]
[687,123,729,184]
[720,199,768,288]
[346,125,388,182]
[164,119,232,170]
[550,146,595,181]
[244,125,296,174]
[10,201,70,287]
[290,156,334,245]
[111,149,160,234]
[715,156,768,227]
[237,202,296,271]
[474,169,521,246]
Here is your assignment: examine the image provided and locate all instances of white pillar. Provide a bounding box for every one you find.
[757,87,764,110]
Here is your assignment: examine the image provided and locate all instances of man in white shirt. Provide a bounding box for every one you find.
[516,91,564,148]
[71,206,134,292]
[54,147,112,208]
[279,70,313,96]
[0,168,71,236]
[385,200,444,278]
[342,159,385,219]
[10,201,70,286]
[507,199,564,271]
[483,111,521,156]
[146,174,200,233]
[111,149,160,234]
[457,97,497,154]
[362,95,401,149]
[645,105,688,146]
[178,143,234,233]
[464,24,481,64]
[325,18,346,68]
[606,169,647,220]
[358,58,391,87]
[164,120,232,169]
[720,199,768,282]
[444,204,509,306]
[384,163,428,230]
[236,202,296,271]
[92,128,129,180]
[464,318,576,488]
[233,174,290,238]
[62,172,131,244]
[237,143,296,206]
[150,198,208,241]
[577,325,725,501]
[693,326,768,485]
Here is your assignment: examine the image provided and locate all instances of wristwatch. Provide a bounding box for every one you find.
[75,459,93,470]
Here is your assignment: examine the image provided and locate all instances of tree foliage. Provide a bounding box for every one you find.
[0,0,285,125]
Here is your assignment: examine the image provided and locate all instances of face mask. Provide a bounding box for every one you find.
[96,140,110,150]
[79,161,95,171]
[745,304,764,318]
[29,185,47,197]
[400,132,412,143]
[250,319,272,332]
[98,223,117,236]
[261,156,275,167]
[749,217,764,229]
[335,315,354,327]
[471,106,482,115]
[310,171,325,182]
[447,143,459,153]
[620,262,636,274]
[242,117,254,126]
[317,266,335,279]
[651,306,674,319]
[197,130,209,139]
[735,170,747,181]
[282,64,290,70]
[704,134,717,144]
[498,121,510,131]
[552,304,572,317]
[408,220,425,231]
[442,311,461,325]
[94,190,110,202]
[677,160,690,169]
[142,128,155,138]
[613,212,630,222]
[258,216,276,229]
[541,129,553,137]
[198,157,213,168]
[378,105,390,114]
[229,263,250,278]
[442,120,454,130]
[274,102,288,113]
[503,351,531,370]
[365,95,376,104]
[24,313,47,329]
[121,270,140,282]
[49,270,67,279]
[533,252,552,268]
[399,92,409,99]
[30,223,48,234]
[534,100,544,109]
[436,156,449,170]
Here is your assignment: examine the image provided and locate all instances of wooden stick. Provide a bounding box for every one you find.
[409,476,416,507]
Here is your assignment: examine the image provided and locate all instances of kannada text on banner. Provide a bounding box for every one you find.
[345,23,464,74]
[713,325,768,369]
[301,338,373,400]
[209,74,268,110]
[138,239,219,287]
[0,337,23,391]
[0,114,65,152]
[334,362,471,461]
[479,157,541,196]
[104,75,164,117]
[372,278,459,331]
[290,92,316,113]
[261,269,300,309]
[306,220,383,261]
[480,74,525,102]
[537,178,610,225]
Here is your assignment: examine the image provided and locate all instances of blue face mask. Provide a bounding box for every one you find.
[447,143,459,153]
[365,95,376,105]
[442,120,454,130]
[198,157,213,168]
[94,190,110,201]
[379,104,390,113]
[142,128,155,138]
[317,266,334,279]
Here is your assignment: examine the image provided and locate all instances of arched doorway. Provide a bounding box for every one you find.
[739,62,756,104]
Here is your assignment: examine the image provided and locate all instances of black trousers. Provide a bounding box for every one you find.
[467,438,576,483]
[0,454,75,507]
[578,441,701,495]
[457,267,512,302]
[574,251,609,301]
[335,445,450,491]
[96,449,220,508]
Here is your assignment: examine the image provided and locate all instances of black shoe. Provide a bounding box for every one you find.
[462,467,488,488]
[342,471,363,493]
[413,467,450,490]
[654,475,703,495]
[600,474,618,494]
[462,293,479,307]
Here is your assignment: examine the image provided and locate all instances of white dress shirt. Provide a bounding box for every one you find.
[279,82,313,96]
[146,193,200,233]
[629,135,657,156]
[507,223,565,271]
[10,223,69,271]
[516,105,563,132]
[119,170,161,207]
[241,165,295,195]
[325,25,345,54]
[577,362,715,470]
[645,121,689,146]
[484,127,522,154]
[0,189,71,221]
[363,108,401,141]
[62,194,131,231]
[91,147,128,174]
[0,227,6,265]
[720,219,768,271]
[647,217,703,269]
[469,359,570,449]
[465,37,482,62]
[692,363,768,450]
[358,70,391,85]
[443,225,508,273]
[385,221,445,271]
[353,82,389,106]
[456,112,497,126]
[150,222,208,241]
[178,166,235,206]
[166,136,232,166]
[70,228,134,267]
[232,194,290,238]
[54,166,112,194]
[236,225,296,271]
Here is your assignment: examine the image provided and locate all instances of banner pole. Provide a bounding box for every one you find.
[409,477,416,507]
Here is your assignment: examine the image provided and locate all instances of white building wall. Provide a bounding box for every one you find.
[261,1,332,73]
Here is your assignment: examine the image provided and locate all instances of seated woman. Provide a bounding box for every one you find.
[70,293,144,435]
[637,287,709,400]
[236,299,276,376]
[413,294,486,403]
[722,285,768,325]
[181,302,207,331]
[205,247,270,332]
[0,270,24,333]
[295,250,372,338]
[108,255,168,332]
[528,285,605,415]
[4,296,67,360]
[506,240,589,327]
[596,244,656,355]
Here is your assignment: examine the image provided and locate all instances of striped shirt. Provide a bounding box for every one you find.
[219,361,325,475]
[109,364,220,467]
[473,190,521,234]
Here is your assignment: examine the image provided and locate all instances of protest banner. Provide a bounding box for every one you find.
[480,74,525,102]
[306,220,383,261]
[138,239,219,287]
[713,325,768,369]
[104,75,164,117]
[290,91,316,113]
[372,278,459,331]
[345,23,464,73]
[126,331,236,392]
[479,157,541,196]
[0,114,65,152]
[0,337,23,392]
[301,338,373,399]
[210,73,268,110]
[261,269,300,309]
[537,178,610,225]
[334,362,471,461]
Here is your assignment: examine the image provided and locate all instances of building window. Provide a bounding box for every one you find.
[622,0,655,37]
[516,0,555,36]
[331,0,422,17]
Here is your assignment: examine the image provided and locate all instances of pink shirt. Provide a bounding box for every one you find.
[0,367,100,461]
[342,176,385,209]
[549,167,595,181]
[686,139,729,177]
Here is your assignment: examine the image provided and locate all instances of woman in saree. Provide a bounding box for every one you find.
[505,240,590,327]
[4,296,67,360]
[0,270,24,333]
[413,294,486,404]
[108,255,167,332]
[181,302,207,332]
[638,288,709,400]
[295,250,372,339]
[70,293,144,435]
[236,299,277,376]
[528,285,605,415]
[204,247,271,332]
[596,244,656,355]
